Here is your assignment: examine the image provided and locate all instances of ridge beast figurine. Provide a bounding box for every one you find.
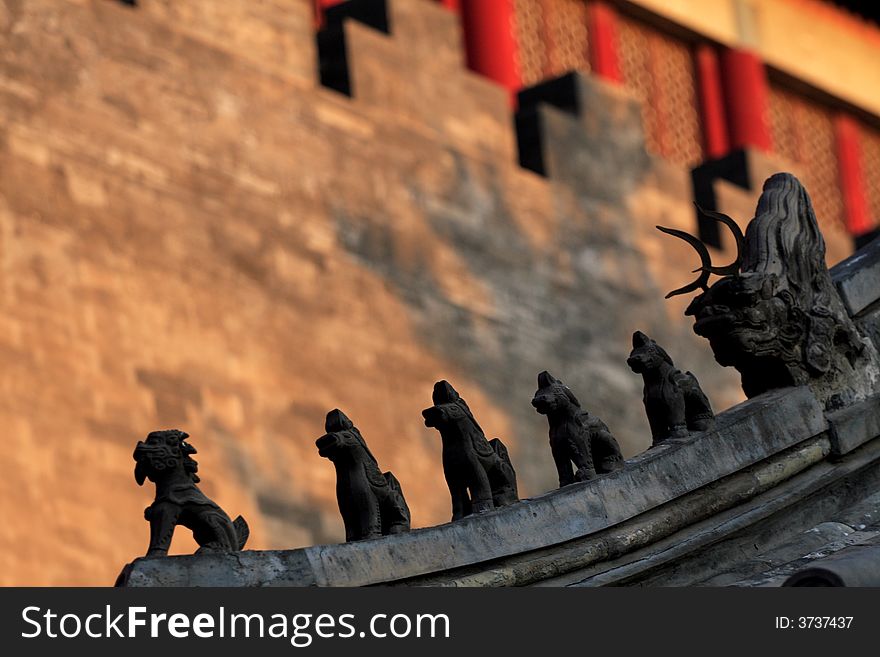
[422,380,518,520]
[316,409,411,541]
[133,429,249,557]
[531,370,624,486]
[658,173,878,408]
[627,331,715,445]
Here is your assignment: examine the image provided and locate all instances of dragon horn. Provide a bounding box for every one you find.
[692,203,744,275]
[656,225,712,298]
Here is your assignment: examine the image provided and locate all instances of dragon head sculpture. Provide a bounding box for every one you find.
[659,173,876,407]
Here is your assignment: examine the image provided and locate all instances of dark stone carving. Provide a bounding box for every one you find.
[422,380,518,520]
[316,409,411,541]
[659,173,879,407]
[133,430,249,558]
[627,331,715,445]
[531,371,624,486]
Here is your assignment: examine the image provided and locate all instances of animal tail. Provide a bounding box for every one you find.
[578,410,611,434]
[488,438,519,503]
[382,471,412,531]
[489,438,513,467]
[233,515,250,550]
[383,471,403,494]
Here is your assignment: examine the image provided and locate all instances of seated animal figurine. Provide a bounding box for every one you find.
[531,370,624,487]
[133,429,249,557]
[422,380,518,520]
[316,409,411,541]
[626,331,715,446]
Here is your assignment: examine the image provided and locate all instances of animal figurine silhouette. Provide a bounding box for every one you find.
[133,429,249,557]
[627,331,715,445]
[316,409,411,541]
[422,380,518,520]
[531,371,624,487]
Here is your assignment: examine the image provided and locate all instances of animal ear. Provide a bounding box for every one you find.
[432,380,458,404]
[177,431,197,454]
[537,371,555,387]
[562,386,581,408]
[632,331,650,348]
[325,408,354,432]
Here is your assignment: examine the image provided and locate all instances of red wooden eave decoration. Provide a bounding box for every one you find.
[459,0,521,101]
[587,1,622,84]
[720,48,773,152]
[835,114,873,236]
[695,44,731,159]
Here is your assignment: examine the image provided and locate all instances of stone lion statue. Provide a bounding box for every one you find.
[133,429,249,557]
[627,331,715,445]
[422,380,518,520]
[316,409,411,542]
[531,370,623,486]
